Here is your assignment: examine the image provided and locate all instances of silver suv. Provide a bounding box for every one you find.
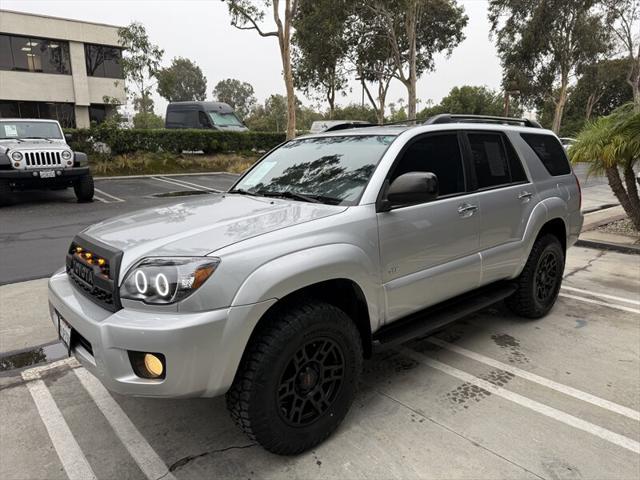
[48,114,583,455]
[0,119,94,205]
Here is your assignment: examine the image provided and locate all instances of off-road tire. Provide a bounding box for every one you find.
[0,180,12,206]
[506,234,565,319]
[74,174,94,202]
[226,299,363,455]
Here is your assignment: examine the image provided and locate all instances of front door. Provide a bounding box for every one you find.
[377,132,481,322]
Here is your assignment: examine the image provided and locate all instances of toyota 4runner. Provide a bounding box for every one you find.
[48,114,583,455]
[0,118,94,205]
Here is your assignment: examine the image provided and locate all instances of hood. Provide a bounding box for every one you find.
[82,193,346,270]
[0,139,67,153]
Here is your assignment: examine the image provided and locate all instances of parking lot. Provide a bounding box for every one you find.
[1,165,639,479]
[0,246,638,479]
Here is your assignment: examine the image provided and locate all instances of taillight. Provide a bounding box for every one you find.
[573,172,582,210]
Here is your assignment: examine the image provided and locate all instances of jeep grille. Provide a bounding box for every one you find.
[23,150,63,168]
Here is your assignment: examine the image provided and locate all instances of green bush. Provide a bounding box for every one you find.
[65,127,286,156]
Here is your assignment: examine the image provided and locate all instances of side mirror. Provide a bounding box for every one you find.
[385,172,438,208]
[64,133,73,143]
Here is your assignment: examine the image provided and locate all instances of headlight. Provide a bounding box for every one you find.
[120,257,220,305]
[11,151,23,161]
[61,150,73,160]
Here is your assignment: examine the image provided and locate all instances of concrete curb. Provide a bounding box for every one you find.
[575,238,640,255]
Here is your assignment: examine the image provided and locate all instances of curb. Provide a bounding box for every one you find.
[575,239,640,255]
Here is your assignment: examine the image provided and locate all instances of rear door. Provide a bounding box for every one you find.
[463,131,535,284]
[377,131,481,322]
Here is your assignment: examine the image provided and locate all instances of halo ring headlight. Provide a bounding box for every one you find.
[134,270,148,294]
[155,273,170,297]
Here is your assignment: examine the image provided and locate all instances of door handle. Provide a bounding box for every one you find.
[518,191,533,200]
[457,203,478,217]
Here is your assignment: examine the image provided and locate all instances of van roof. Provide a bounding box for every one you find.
[166,101,234,113]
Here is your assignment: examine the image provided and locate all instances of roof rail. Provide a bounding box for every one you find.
[424,114,542,129]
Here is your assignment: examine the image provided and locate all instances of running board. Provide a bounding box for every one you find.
[372,282,517,350]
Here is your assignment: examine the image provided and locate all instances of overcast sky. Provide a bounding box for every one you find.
[3,0,504,116]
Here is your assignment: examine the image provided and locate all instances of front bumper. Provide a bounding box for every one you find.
[48,270,276,398]
[1,166,89,187]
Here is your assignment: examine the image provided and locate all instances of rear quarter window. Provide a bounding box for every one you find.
[520,133,571,176]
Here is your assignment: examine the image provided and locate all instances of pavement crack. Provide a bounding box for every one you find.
[563,250,605,280]
[168,443,257,472]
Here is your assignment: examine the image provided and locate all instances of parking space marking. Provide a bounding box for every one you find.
[561,285,640,306]
[93,188,125,203]
[22,365,97,480]
[164,176,223,192]
[559,293,640,315]
[426,338,640,421]
[74,368,177,480]
[151,175,204,192]
[399,347,640,454]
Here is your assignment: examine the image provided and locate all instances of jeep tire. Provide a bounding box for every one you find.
[226,300,363,455]
[0,179,12,206]
[74,174,94,203]
[506,234,565,319]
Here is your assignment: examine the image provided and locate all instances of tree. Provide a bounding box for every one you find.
[369,0,468,121]
[570,104,640,230]
[118,22,164,114]
[212,78,257,118]
[245,94,288,131]
[332,103,379,124]
[224,0,300,139]
[489,0,612,133]
[133,111,164,129]
[292,0,350,118]
[418,85,512,119]
[605,0,640,110]
[156,57,207,102]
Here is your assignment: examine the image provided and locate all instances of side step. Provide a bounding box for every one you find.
[372,282,517,350]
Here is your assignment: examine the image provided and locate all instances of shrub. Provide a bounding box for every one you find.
[65,127,286,156]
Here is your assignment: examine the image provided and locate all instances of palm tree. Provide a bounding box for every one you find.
[569,104,640,230]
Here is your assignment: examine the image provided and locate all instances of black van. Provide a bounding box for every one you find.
[165,102,248,131]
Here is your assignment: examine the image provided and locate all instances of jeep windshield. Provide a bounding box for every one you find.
[0,121,63,140]
[231,135,395,206]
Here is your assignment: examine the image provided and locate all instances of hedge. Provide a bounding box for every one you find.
[64,127,287,156]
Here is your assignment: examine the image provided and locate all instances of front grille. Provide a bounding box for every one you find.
[23,150,63,168]
[66,235,123,312]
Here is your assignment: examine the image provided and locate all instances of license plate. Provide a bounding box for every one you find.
[39,170,56,178]
[72,260,94,286]
[57,313,72,354]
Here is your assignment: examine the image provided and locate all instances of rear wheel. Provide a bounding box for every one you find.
[74,174,94,202]
[226,300,363,455]
[506,234,565,318]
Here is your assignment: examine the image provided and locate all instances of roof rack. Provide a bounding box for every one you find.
[424,114,541,129]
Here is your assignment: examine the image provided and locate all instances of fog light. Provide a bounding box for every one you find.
[13,162,20,167]
[144,354,164,377]
[129,351,166,379]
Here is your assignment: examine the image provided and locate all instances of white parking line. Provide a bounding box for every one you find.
[94,188,125,203]
[164,176,222,192]
[561,285,640,306]
[74,368,177,480]
[559,293,640,315]
[22,365,97,480]
[151,175,203,191]
[426,338,640,421]
[399,347,640,454]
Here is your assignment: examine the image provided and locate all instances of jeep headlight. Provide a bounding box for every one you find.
[61,150,73,160]
[11,151,23,161]
[120,257,220,305]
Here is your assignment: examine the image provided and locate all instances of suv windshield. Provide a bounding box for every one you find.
[0,121,62,140]
[232,135,395,205]
[208,112,243,127]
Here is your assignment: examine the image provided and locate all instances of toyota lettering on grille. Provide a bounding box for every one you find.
[72,260,94,287]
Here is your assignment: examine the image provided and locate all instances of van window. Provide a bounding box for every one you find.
[520,133,571,176]
[167,110,198,128]
[208,111,243,127]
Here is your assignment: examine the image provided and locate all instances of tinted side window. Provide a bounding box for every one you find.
[468,133,514,188]
[504,137,528,182]
[520,133,571,176]
[392,133,465,196]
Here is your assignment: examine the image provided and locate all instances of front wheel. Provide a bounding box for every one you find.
[74,174,94,203]
[506,234,565,318]
[226,300,363,455]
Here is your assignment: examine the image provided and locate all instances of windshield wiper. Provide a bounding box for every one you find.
[256,190,332,204]
[228,188,261,196]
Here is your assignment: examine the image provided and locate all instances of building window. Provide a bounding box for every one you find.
[85,43,123,78]
[89,104,108,124]
[0,100,76,128]
[0,33,71,74]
